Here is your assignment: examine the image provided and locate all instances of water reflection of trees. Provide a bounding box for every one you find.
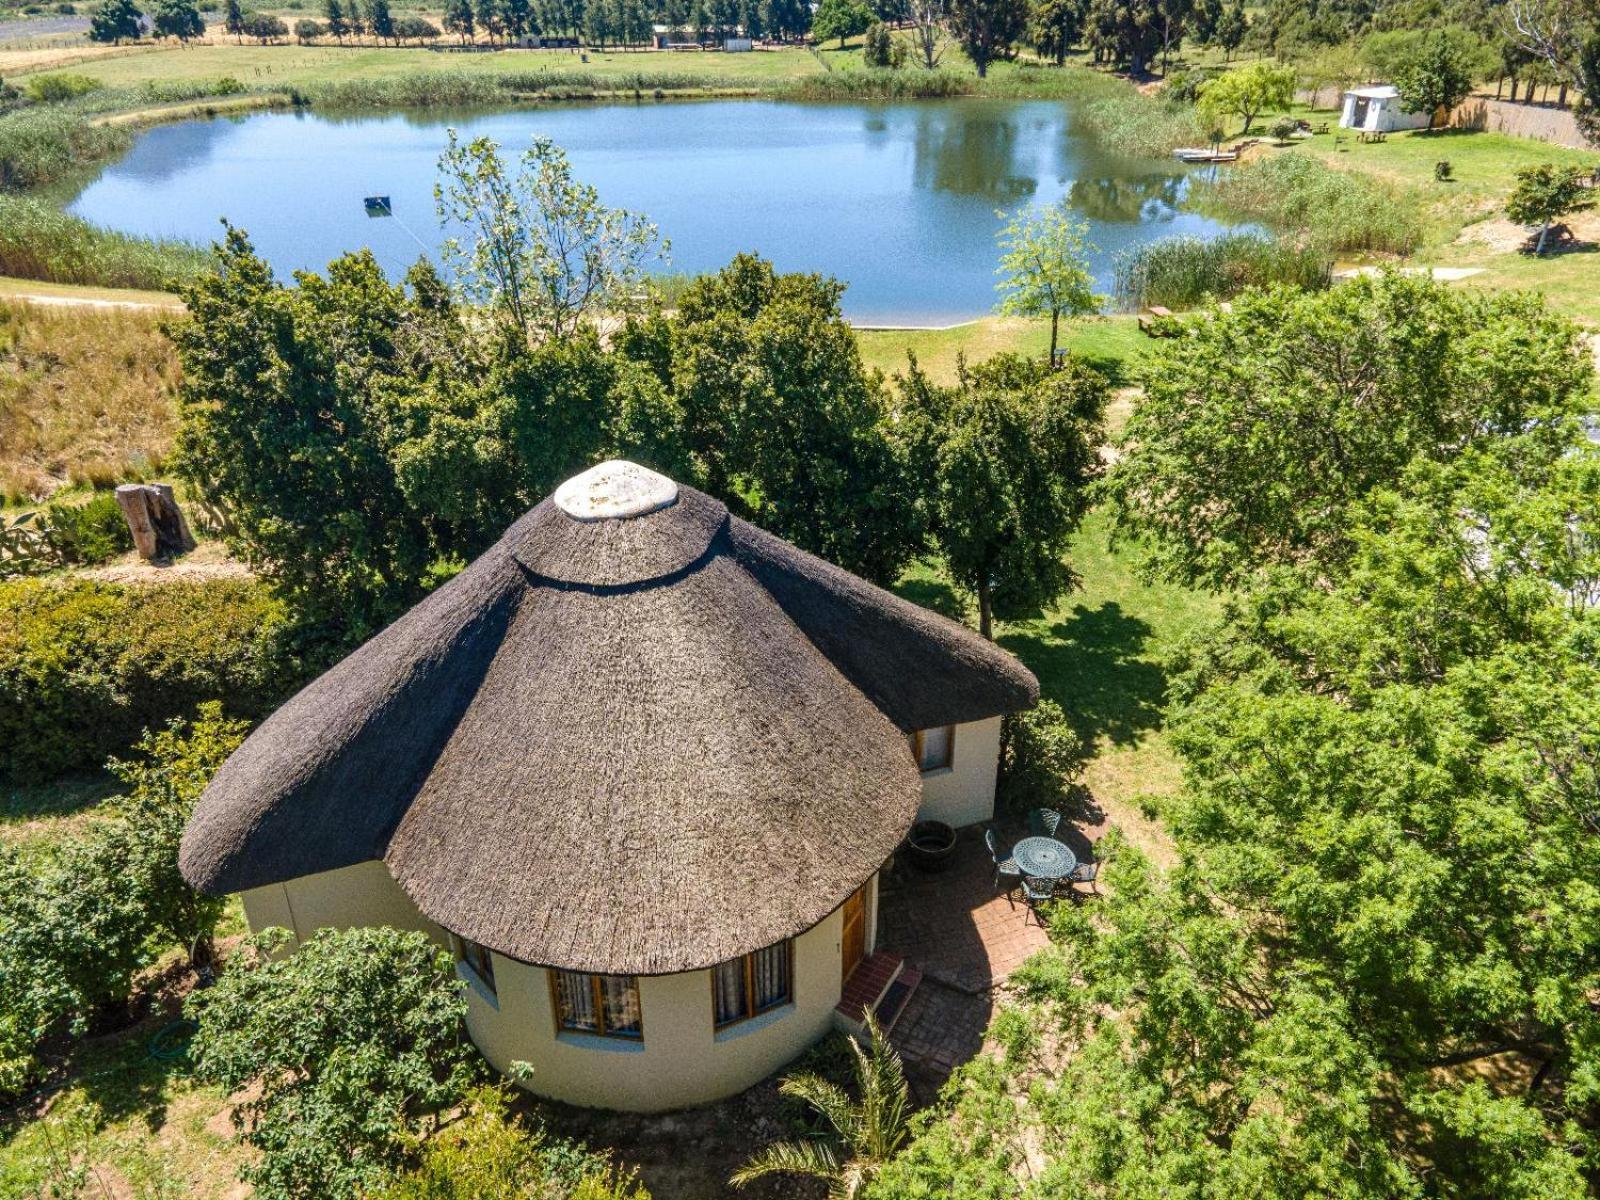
[1067,175,1187,224]
[909,109,1038,202]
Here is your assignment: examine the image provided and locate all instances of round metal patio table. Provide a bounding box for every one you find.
[1012,836,1077,881]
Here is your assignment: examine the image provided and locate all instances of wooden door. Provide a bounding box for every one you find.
[840,882,868,986]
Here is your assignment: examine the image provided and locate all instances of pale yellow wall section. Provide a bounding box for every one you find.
[237,860,875,1112]
[239,859,446,950]
[464,902,853,1112]
[915,715,1003,828]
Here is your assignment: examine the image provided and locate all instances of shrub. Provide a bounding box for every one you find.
[1112,232,1333,311]
[998,698,1088,818]
[0,577,306,780]
[241,11,289,40]
[0,705,244,1096]
[371,1086,648,1199]
[188,927,481,1200]
[1269,115,1298,142]
[1434,159,1452,181]
[0,194,208,289]
[1193,153,1424,255]
[294,16,323,40]
[22,72,101,103]
[42,491,134,565]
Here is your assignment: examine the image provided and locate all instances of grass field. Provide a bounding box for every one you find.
[857,315,1148,385]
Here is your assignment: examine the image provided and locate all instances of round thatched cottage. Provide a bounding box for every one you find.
[180,461,1037,1112]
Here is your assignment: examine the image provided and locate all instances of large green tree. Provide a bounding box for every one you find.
[948,0,1028,76]
[993,200,1103,366]
[151,0,205,41]
[1102,273,1591,591]
[812,0,874,46]
[1393,31,1476,129]
[896,352,1107,637]
[620,254,918,586]
[1506,162,1597,254]
[188,927,480,1200]
[1027,0,1085,63]
[1197,61,1296,134]
[89,0,144,43]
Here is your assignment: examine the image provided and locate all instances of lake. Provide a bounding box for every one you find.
[70,98,1237,325]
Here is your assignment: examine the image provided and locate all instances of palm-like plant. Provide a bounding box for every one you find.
[730,1014,910,1199]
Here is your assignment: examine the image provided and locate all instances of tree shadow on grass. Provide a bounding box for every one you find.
[0,773,119,829]
[999,600,1166,749]
[895,575,970,624]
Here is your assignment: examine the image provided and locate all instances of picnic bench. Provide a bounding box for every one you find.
[1138,305,1177,337]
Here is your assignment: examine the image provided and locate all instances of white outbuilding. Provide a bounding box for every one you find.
[1339,85,1432,133]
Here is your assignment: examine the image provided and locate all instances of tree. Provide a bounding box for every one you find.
[367,0,394,40]
[1101,273,1592,590]
[324,0,348,38]
[503,0,531,37]
[393,13,441,40]
[1393,31,1476,130]
[152,0,205,42]
[948,0,1027,76]
[295,16,324,40]
[993,201,1103,366]
[223,0,245,39]
[732,1017,910,1198]
[171,231,443,634]
[1085,0,1163,72]
[618,254,920,586]
[1506,161,1595,254]
[434,131,666,342]
[241,11,289,40]
[862,20,893,65]
[1197,61,1296,134]
[443,0,475,40]
[897,353,1107,637]
[812,0,873,47]
[908,0,946,66]
[89,0,143,43]
[1029,0,1085,64]
[187,927,480,1200]
[1213,0,1244,59]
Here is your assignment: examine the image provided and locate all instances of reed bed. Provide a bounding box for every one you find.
[1112,232,1333,311]
[1073,91,1208,159]
[0,196,210,291]
[1193,155,1424,256]
[0,299,179,504]
[296,69,767,109]
[0,107,129,190]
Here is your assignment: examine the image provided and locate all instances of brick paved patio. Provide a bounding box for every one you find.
[875,825,1053,994]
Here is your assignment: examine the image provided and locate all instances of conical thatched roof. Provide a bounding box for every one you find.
[180,462,1037,975]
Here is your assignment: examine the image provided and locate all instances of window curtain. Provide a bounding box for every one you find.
[555,970,597,1032]
[753,943,790,1011]
[712,959,745,1026]
[599,975,642,1036]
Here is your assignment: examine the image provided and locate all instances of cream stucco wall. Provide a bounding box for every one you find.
[237,860,876,1113]
[914,715,1002,829]
[239,859,447,950]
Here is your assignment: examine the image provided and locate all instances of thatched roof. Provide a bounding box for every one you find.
[180,462,1037,975]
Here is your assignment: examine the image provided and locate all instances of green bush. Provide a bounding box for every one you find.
[0,577,306,780]
[0,195,209,289]
[0,105,129,190]
[42,491,133,565]
[1112,232,1333,311]
[22,72,102,103]
[997,698,1087,819]
[0,705,244,1098]
[1193,154,1424,255]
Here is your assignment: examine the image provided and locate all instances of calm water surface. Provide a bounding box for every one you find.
[71,99,1236,324]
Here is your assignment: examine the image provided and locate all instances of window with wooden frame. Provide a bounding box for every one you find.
[711,941,793,1029]
[452,934,496,997]
[550,970,643,1040]
[912,725,955,773]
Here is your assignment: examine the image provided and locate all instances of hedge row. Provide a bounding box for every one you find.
[0,577,308,780]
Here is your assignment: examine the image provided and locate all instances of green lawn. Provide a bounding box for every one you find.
[857,315,1148,385]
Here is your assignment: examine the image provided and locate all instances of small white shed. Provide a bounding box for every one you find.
[1339,85,1431,133]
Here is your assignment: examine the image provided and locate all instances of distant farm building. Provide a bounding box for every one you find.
[1339,85,1431,133]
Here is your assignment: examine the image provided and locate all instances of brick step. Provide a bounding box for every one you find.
[872,962,922,1035]
[834,951,907,1038]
